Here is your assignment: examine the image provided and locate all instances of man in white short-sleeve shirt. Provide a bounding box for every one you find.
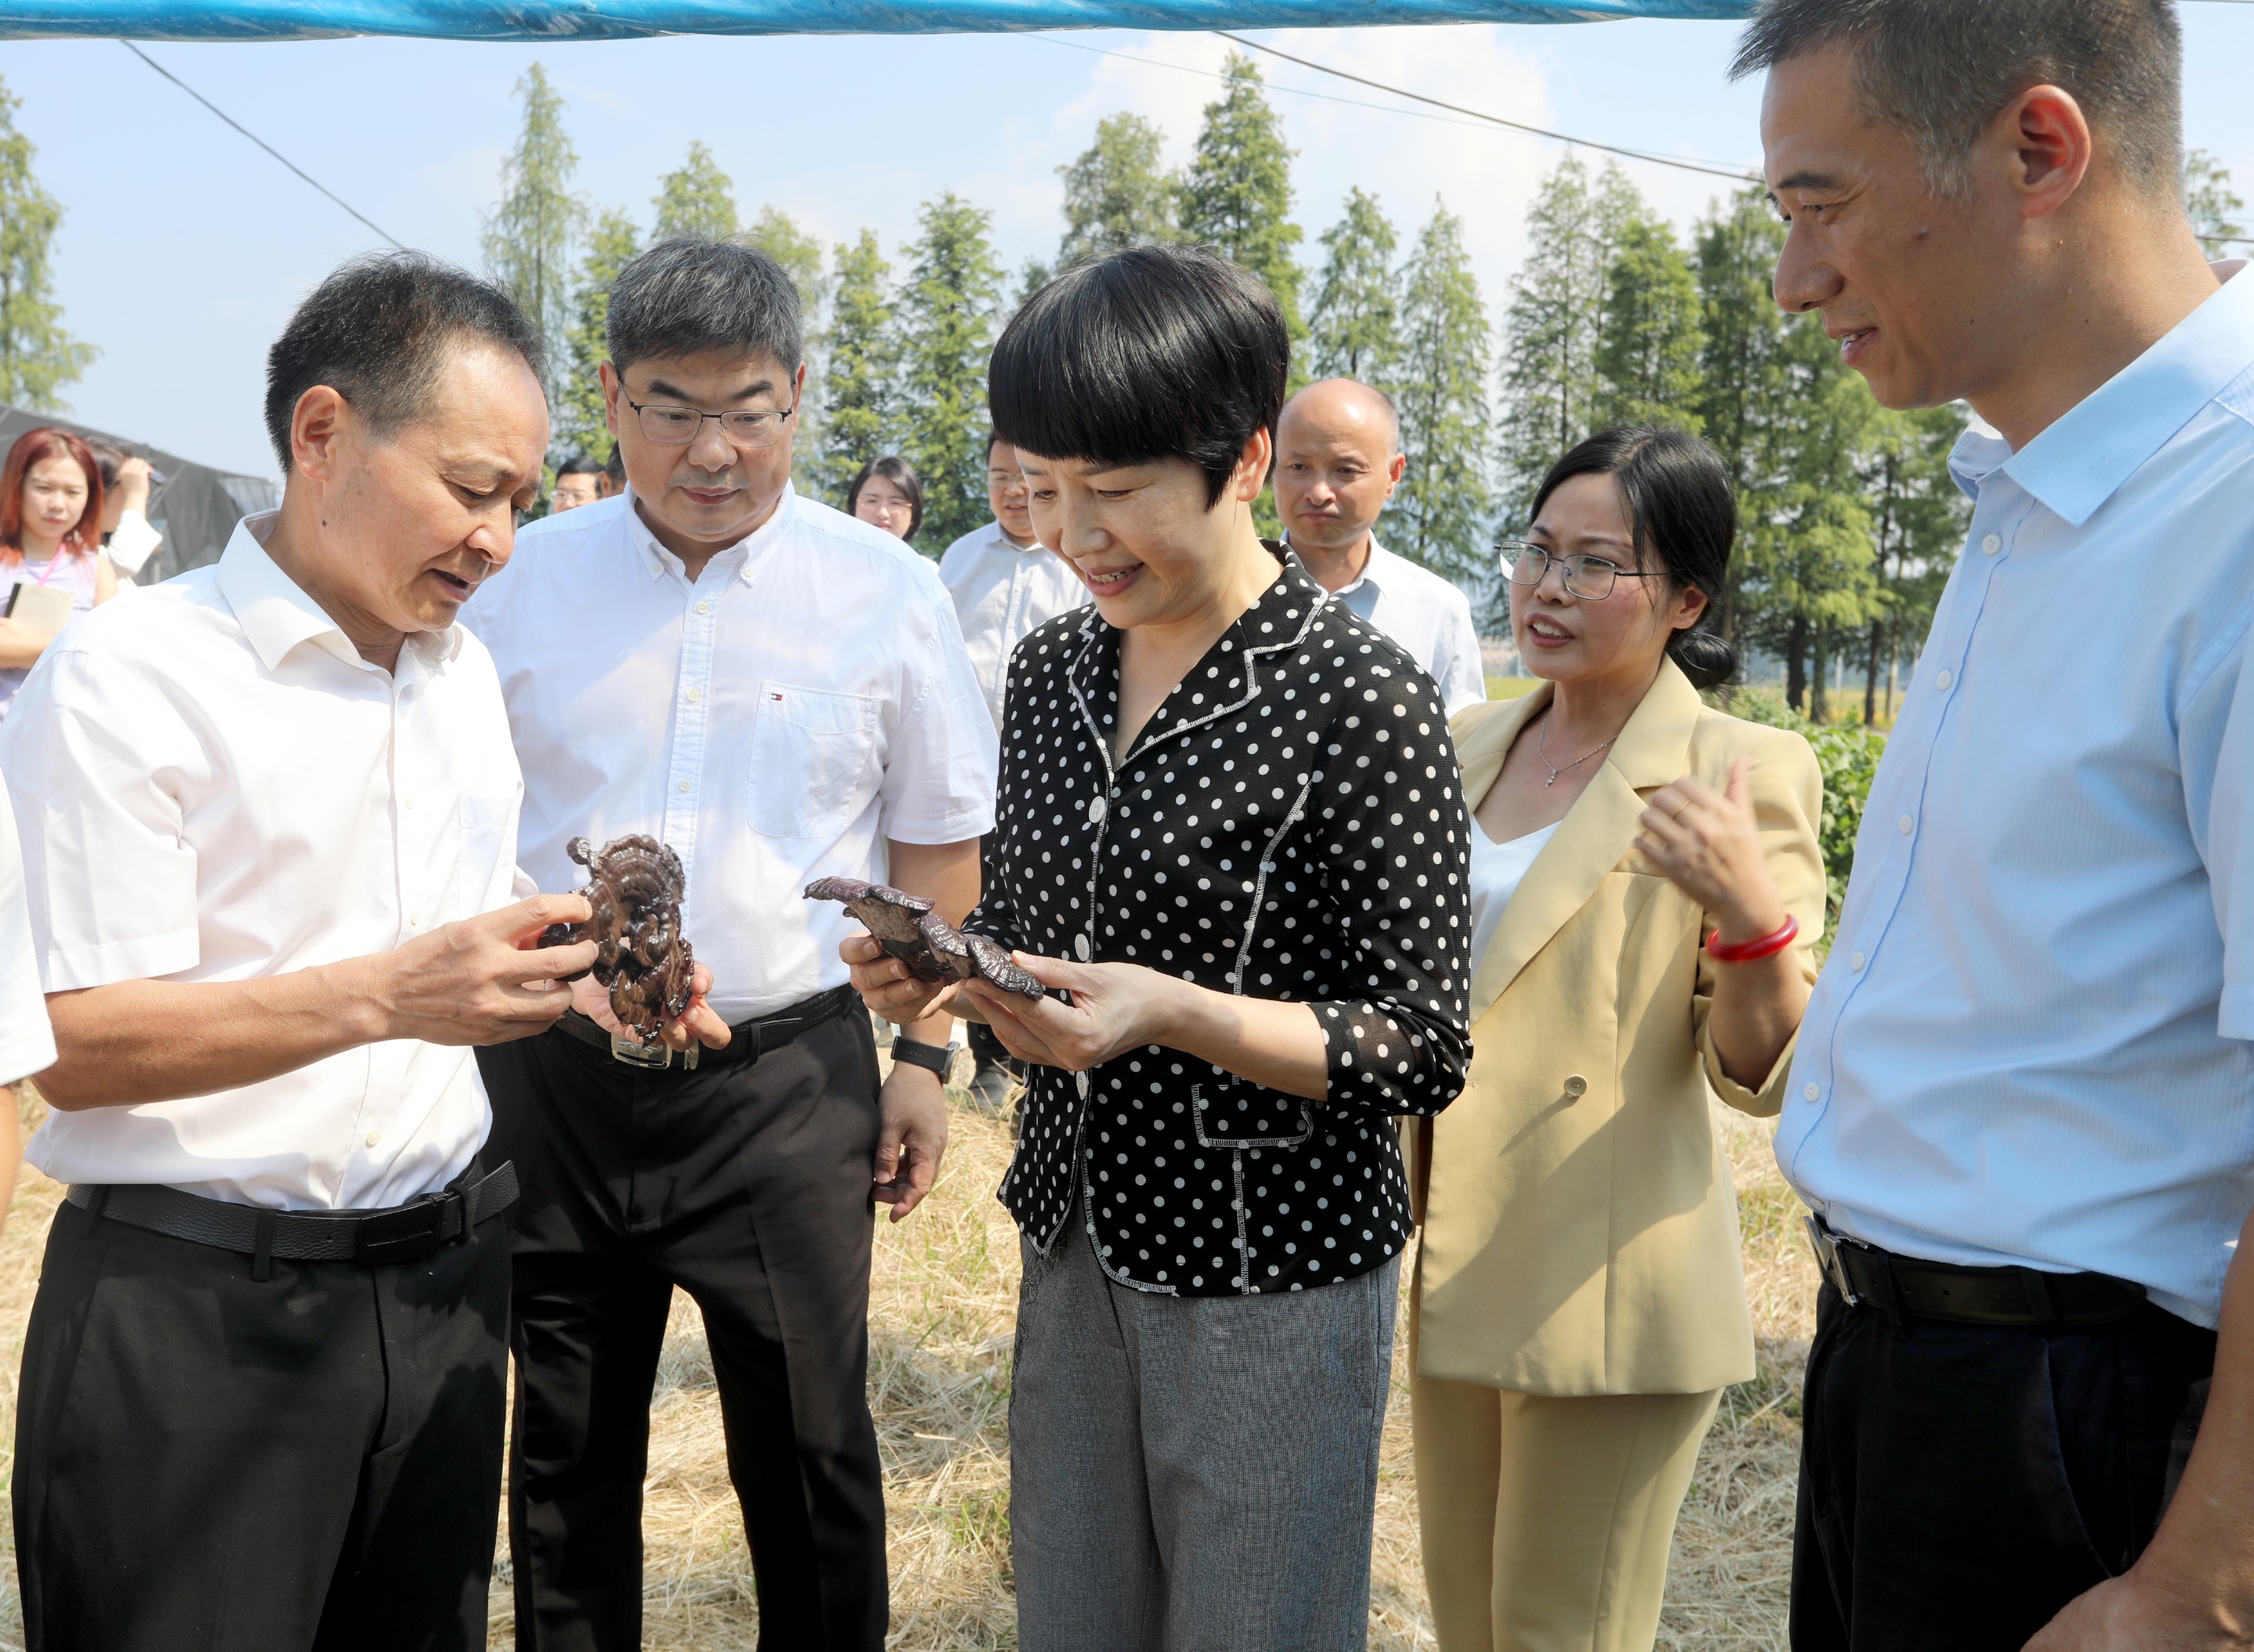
[1272,377,1488,717]
[466,237,993,1652]
[0,254,612,1651]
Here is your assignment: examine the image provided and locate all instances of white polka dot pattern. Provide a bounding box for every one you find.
[969,554,1473,1297]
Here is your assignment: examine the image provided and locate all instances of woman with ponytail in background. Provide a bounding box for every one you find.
[0,428,117,720]
[1408,426,1823,1652]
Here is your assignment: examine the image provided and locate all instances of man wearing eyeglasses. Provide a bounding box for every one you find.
[464,237,993,1652]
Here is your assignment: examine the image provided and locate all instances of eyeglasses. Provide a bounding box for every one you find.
[1498,541,1667,602]
[623,394,796,449]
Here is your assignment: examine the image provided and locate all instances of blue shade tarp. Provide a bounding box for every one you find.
[1,0,1755,42]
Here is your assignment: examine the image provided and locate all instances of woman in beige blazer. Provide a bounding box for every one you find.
[1411,426,1825,1652]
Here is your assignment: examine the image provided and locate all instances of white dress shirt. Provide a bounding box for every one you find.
[0,513,526,1211]
[1304,536,1488,716]
[0,773,54,1087]
[104,509,162,579]
[466,485,996,1024]
[1778,263,2254,1328]
[936,519,1088,729]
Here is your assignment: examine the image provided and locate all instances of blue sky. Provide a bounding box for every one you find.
[9,4,2254,478]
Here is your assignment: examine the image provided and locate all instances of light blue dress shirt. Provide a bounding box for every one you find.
[1778,265,2254,1328]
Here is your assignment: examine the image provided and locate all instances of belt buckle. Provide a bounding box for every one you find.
[610,1031,688,1070]
[354,1199,446,1267]
[1805,1213,1861,1308]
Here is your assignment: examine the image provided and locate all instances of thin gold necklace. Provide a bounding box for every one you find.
[1535,708,1617,788]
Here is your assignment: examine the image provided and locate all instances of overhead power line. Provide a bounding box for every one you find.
[1211,29,1757,181]
[120,41,404,247]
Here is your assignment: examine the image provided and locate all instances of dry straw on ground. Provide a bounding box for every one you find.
[0,1089,1815,1649]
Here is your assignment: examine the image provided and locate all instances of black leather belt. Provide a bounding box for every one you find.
[67,1161,518,1276]
[551,984,858,1073]
[1808,1214,2147,1329]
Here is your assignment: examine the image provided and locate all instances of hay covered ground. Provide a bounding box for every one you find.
[0,1087,1815,1649]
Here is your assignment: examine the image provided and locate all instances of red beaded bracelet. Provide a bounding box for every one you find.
[1706,914,1800,963]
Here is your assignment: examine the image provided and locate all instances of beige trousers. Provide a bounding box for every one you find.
[1411,1376,1721,1652]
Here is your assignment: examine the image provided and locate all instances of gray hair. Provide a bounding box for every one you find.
[606,237,804,376]
[1730,0,2183,199]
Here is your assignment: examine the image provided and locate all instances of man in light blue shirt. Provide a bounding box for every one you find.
[1740,3,2254,1648]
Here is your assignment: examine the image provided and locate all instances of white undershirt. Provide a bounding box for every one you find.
[1467,818,1562,970]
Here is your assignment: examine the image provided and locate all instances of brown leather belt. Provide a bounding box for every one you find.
[1808,1215,2147,1329]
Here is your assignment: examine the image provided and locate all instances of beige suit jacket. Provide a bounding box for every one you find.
[1412,661,1825,1396]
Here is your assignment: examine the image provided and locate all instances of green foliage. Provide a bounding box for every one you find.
[746,204,825,315]
[1306,187,1402,386]
[1058,113,1179,270]
[813,230,896,508]
[1495,159,1639,517]
[651,140,739,244]
[1724,686,1885,940]
[556,206,638,464]
[0,75,94,412]
[481,62,584,414]
[1852,404,1966,723]
[894,192,1005,551]
[1593,211,1704,433]
[1384,200,1490,583]
[1179,54,1304,345]
[2184,150,2245,263]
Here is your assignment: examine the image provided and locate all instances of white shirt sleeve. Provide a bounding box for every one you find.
[0,773,55,1084]
[104,509,163,578]
[876,582,1000,845]
[2192,631,2254,1039]
[0,648,201,992]
[1431,590,1489,718]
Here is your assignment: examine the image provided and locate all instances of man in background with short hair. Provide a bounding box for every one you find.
[937,431,1086,1111]
[3,250,600,1650]
[1736,1,2254,1646]
[468,237,993,1652]
[550,452,608,512]
[1272,377,1486,716]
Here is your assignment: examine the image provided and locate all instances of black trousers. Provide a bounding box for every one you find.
[14,1192,510,1652]
[479,1011,888,1652]
[1792,1279,2217,1650]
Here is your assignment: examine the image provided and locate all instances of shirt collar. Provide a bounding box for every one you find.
[1287,532,1388,598]
[621,479,798,584]
[215,511,462,676]
[1987,262,2254,527]
[987,519,1044,555]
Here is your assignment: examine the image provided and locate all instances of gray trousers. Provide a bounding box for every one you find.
[1010,1219,1399,1652]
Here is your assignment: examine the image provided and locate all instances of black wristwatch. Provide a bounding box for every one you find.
[890,1037,953,1081]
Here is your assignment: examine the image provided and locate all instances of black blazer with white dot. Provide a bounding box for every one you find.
[970,550,1473,1296]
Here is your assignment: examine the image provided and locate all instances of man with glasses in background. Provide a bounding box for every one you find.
[466,237,993,1652]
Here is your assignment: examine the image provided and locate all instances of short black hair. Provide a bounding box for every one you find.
[1528,426,1740,691]
[603,446,624,486]
[264,250,544,473]
[607,237,803,378]
[989,244,1289,509]
[555,454,603,478]
[844,454,924,542]
[1732,0,2182,197]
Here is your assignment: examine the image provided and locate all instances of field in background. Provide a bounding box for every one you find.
[0,1089,1814,1649]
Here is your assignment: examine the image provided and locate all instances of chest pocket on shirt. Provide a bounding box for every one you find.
[748,683,881,841]
[455,793,518,920]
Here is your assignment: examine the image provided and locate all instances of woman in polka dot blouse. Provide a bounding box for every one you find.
[844,245,1472,1652]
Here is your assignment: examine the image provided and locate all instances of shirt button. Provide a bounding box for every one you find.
[1981,533,2003,556]
[677,778,692,794]
[686,686,702,704]
[695,600,712,615]
[1933,669,1954,692]
[364,1129,381,1148]
[1850,951,1866,971]
[1075,933,1091,960]
[407,911,422,927]
[1897,814,1914,835]
[1562,1074,1587,1098]
[1802,1083,1821,1102]
[1089,796,1107,825]
[403,797,415,811]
